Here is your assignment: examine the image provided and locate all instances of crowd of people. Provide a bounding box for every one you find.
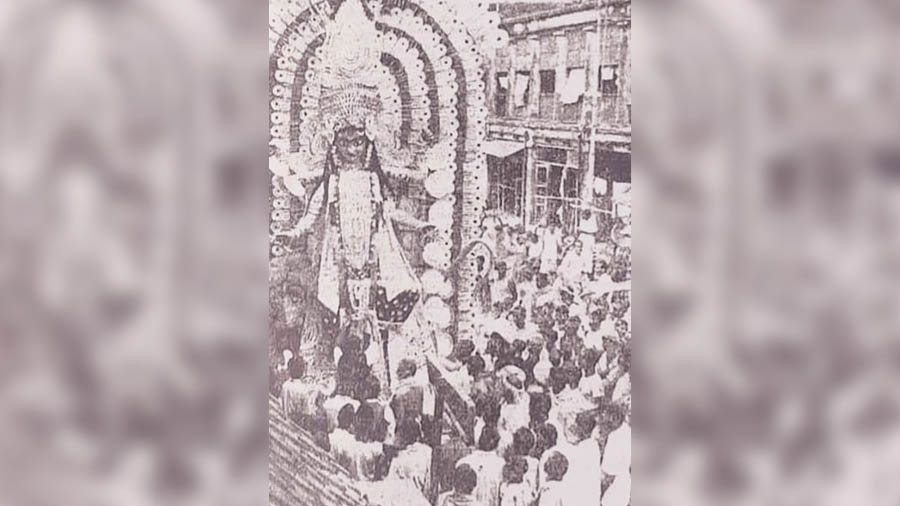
[271,208,631,506]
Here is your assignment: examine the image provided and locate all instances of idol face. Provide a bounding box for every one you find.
[334,126,368,168]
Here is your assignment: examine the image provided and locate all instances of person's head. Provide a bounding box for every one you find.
[452,464,478,495]
[512,427,536,457]
[395,419,422,447]
[554,306,569,326]
[574,240,583,254]
[602,335,619,356]
[537,423,558,451]
[466,353,486,379]
[396,358,417,381]
[512,308,526,330]
[337,403,356,430]
[611,291,630,317]
[595,260,609,276]
[502,456,527,484]
[549,367,568,395]
[529,392,551,425]
[496,261,508,277]
[615,319,629,339]
[354,403,375,442]
[487,333,510,357]
[606,405,626,432]
[288,356,307,380]
[477,425,501,452]
[543,451,569,482]
[564,316,581,336]
[589,309,605,330]
[560,290,574,306]
[333,126,370,168]
[535,272,550,290]
[512,339,527,356]
[452,339,476,361]
[580,348,602,376]
[574,411,598,440]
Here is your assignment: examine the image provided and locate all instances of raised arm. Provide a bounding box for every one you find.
[279,182,324,237]
[383,199,433,230]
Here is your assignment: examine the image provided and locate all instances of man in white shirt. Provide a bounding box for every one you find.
[457,426,506,506]
[601,408,631,506]
[281,357,324,428]
[329,403,358,473]
[388,419,433,497]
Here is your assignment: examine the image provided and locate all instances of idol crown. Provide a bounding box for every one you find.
[317,0,383,129]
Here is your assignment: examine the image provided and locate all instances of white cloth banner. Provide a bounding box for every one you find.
[601,65,616,80]
[513,72,530,108]
[560,67,586,105]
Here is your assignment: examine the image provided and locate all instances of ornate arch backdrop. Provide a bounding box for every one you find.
[268,0,507,343]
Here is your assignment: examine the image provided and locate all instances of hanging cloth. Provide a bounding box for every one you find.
[560,67,586,105]
[513,72,530,108]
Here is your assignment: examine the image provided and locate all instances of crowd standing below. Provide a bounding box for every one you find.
[272,210,631,506]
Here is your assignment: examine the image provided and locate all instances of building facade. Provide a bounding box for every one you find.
[484,0,631,231]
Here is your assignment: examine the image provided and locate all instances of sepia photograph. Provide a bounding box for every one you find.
[267,0,631,505]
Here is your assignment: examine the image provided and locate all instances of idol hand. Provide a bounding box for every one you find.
[276,221,311,238]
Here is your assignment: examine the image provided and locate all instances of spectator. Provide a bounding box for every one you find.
[561,412,602,506]
[281,356,324,429]
[351,403,384,481]
[601,408,631,506]
[538,452,569,506]
[329,403,357,473]
[390,359,427,424]
[388,419,433,497]
[539,217,561,275]
[457,425,506,506]
[508,427,540,495]
[499,456,534,506]
[438,464,484,506]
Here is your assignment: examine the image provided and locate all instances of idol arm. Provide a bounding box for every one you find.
[383,200,432,230]
[372,172,432,230]
[281,182,325,237]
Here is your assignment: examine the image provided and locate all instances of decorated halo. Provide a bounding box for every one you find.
[269,0,507,338]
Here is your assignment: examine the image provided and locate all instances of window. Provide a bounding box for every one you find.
[600,65,619,96]
[536,147,568,164]
[539,70,556,94]
[495,72,509,116]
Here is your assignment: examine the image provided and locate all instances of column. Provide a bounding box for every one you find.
[584,25,600,125]
[486,48,496,118]
[505,42,516,118]
[528,35,540,118]
[554,30,568,98]
[584,25,600,204]
[524,133,535,226]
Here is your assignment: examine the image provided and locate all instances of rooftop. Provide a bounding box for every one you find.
[269,396,368,506]
[490,0,625,25]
